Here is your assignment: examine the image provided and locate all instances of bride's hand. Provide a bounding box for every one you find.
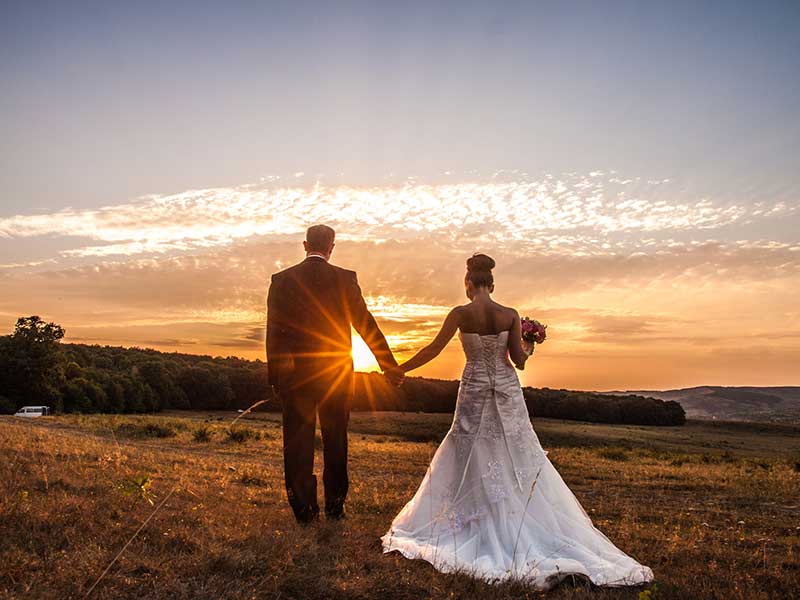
[384,366,405,387]
[521,339,535,356]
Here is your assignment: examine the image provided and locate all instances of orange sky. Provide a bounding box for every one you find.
[1,174,798,391]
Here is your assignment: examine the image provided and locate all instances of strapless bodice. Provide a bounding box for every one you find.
[458,330,511,369]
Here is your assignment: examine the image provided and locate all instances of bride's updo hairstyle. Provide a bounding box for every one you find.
[466,253,495,289]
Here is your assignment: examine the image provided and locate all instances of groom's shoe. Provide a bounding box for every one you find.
[295,506,320,526]
[325,508,346,521]
[296,514,319,527]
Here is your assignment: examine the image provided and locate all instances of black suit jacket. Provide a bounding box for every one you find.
[266,257,397,389]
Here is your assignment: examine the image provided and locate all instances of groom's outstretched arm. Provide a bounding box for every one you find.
[344,271,398,371]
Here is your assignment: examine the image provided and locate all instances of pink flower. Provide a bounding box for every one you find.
[521,317,547,344]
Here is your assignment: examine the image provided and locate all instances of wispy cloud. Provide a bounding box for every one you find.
[1,172,793,260]
[0,171,798,389]
[0,259,56,270]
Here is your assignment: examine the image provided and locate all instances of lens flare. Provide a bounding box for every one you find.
[351,332,380,372]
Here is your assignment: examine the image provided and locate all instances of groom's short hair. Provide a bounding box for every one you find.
[306,224,336,252]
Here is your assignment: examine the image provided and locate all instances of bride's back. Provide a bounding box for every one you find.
[458,300,516,336]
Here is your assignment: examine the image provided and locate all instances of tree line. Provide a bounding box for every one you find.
[0,316,685,426]
[0,317,267,415]
[348,372,685,425]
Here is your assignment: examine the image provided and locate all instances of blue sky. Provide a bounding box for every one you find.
[2,1,798,213]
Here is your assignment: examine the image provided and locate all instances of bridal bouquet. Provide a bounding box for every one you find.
[520,317,547,354]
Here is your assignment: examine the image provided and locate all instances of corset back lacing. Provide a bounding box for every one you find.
[452,334,525,499]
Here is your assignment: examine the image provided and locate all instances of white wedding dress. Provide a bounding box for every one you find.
[381,331,654,589]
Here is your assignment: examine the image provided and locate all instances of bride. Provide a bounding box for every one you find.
[381,254,654,590]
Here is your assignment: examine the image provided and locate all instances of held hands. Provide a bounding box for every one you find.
[383,366,405,387]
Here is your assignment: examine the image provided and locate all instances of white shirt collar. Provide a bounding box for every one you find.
[306,252,328,261]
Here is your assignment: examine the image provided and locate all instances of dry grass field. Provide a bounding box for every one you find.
[1,411,798,600]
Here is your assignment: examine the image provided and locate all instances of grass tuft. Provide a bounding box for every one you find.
[113,421,177,439]
[192,425,213,443]
[226,426,261,443]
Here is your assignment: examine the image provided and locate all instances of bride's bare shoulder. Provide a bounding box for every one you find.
[492,301,520,318]
[449,304,469,317]
[447,304,470,322]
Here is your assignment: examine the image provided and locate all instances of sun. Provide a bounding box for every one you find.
[351,332,380,372]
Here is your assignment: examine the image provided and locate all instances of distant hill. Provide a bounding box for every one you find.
[601,386,800,424]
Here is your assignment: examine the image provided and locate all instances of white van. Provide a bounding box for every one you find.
[14,406,51,418]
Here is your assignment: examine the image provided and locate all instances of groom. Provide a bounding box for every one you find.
[267,224,404,523]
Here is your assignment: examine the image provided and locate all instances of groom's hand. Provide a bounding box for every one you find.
[384,366,405,387]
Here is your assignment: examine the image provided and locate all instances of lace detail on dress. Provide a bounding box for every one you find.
[487,483,508,503]
[484,459,504,480]
[480,408,505,442]
[451,432,473,459]
[511,420,536,452]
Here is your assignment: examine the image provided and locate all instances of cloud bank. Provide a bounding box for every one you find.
[1,171,797,389]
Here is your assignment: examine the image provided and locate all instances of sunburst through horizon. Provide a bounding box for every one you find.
[351,332,380,372]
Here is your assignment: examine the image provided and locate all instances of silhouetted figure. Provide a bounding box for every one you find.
[267,224,403,523]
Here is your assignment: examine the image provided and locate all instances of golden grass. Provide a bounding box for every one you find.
[1,412,798,599]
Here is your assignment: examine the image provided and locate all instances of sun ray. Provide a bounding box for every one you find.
[351,333,380,372]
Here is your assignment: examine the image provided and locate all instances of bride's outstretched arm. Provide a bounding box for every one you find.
[399,308,460,373]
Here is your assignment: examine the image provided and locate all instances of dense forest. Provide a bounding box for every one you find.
[0,316,685,425]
